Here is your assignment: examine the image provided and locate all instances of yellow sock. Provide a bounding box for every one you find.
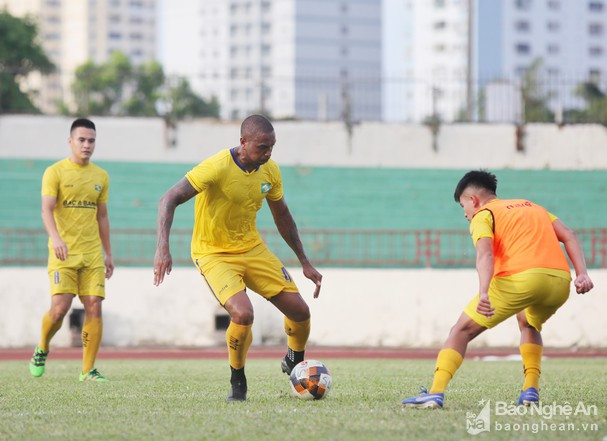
[226,322,252,369]
[39,312,63,352]
[284,317,310,351]
[82,317,103,374]
[520,343,542,390]
[430,348,464,393]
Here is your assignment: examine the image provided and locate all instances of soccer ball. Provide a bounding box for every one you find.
[289,360,332,400]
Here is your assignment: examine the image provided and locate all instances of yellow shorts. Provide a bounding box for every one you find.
[193,243,299,305]
[48,252,106,298]
[464,268,571,332]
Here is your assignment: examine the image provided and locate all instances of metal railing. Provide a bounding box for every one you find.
[1,228,605,268]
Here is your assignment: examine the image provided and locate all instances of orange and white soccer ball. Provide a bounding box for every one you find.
[289,360,332,400]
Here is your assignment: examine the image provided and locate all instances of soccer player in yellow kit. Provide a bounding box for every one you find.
[402,170,594,409]
[29,118,114,382]
[154,114,323,401]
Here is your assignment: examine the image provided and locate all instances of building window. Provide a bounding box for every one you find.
[547,67,559,76]
[515,0,531,10]
[434,21,446,30]
[589,69,602,82]
[547,43,559,54]
[434,0,446,7]
[547,21,560,31]
[589,46,603,55]
[108,32,122,40]
[44,32,61,40]
[515,43,531,54]
[589,2,604,12]
[341,25,349,35]
[109,14,121,23]
[515,20,530,31]
[589,23,604,35]
[547,0,560,9]
[515,66,528,76]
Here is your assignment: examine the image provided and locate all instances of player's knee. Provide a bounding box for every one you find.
[49,306,69,322]
[293,304,310,322]
[230,308,254,325]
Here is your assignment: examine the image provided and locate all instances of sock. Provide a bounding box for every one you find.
[39,312,63,353]
[284,317,310,353]
[520,343,542,390]
[226,322,252,370]
[82,317,103,374]
[430,348,464,394]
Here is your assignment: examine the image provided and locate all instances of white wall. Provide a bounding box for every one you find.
[1,267,605,349]
[1,116,607,169]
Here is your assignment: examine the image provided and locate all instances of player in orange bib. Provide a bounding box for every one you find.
[402,170,594,409]
[153,115,323,402]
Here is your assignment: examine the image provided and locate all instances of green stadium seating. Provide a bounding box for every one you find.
[1,159,605,267]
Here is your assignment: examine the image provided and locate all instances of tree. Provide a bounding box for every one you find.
[67,55,218,120]
[123,60,165,116]
[566,81,607,125]
[0,12,54,113]
[71,52,132,115]
[164,77,220,122]
[520,58,553,123]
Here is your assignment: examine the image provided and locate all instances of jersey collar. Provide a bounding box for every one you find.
[230,147,260,173]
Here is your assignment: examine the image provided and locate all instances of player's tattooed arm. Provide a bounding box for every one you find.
[154,178,198,285]
[267,197,323,298]
[267,197,307,263]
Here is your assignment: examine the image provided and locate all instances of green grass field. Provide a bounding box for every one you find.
[0,358,605,441]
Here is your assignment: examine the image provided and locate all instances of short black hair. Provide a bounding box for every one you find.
[454,170,498,202]
[240,114,274,137]
[70,118,96,134]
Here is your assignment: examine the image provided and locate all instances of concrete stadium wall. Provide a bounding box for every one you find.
[1,115,607,169]
[1,267,605,349]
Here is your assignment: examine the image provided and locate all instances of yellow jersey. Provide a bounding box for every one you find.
[186,148,284,256]
[41,158,109,255]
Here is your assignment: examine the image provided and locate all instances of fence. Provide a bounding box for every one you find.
[1,228,606,269]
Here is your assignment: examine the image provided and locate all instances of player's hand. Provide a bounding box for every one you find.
[104,254,115,279]
[153,246,172,286]
[476,292,495,318]
[302,263,322,298]
[574,273,593,294]
[52,237,68,261]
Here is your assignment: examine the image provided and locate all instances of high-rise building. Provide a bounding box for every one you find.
[160,0,382,121]
[478,0,607,122]
[384,0,607,123]
[383,0,471,123]
[0,0,156,113]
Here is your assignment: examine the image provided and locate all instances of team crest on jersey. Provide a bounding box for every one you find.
[261,183,271,194]
[95,184,102,191]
